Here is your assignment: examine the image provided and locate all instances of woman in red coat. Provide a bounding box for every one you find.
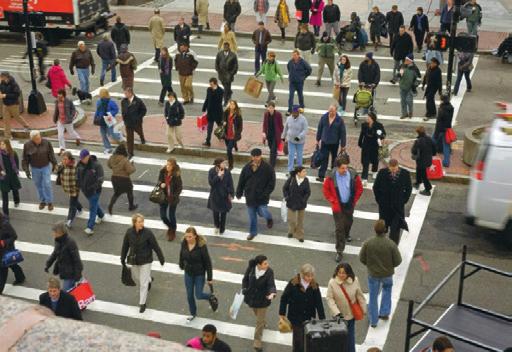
[47,59,72,98]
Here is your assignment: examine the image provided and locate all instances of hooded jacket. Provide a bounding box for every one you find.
[111,22,131,48]
[47,65,71,98]
[242,259,277,308]
[77,155,104,197]
[46,233,83,280]
[116,45,137,77]
[179,235,213,281]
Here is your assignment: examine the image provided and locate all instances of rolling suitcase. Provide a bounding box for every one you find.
[304,318,349,352]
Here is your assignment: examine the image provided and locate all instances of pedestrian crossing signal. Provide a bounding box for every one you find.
[435,33,449,51]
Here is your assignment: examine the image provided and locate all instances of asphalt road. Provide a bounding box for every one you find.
[0,29,510,352]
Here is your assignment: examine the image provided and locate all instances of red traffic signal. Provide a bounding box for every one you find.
[433,32,450,51]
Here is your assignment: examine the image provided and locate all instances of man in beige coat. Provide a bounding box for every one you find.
[196,0,210,36]
[148,9,165,62]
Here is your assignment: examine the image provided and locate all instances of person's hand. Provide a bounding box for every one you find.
[279,315,286,320]
[160,183,166,189]
[294,136,300,142]
[44,267,49,273]
[0,93,5,99]
[0,240,4,248]
[266,293,276,300]
[25,171,31,179]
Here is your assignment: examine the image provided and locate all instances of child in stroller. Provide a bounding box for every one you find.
[353,83,375,126]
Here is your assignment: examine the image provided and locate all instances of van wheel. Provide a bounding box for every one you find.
[504,220,512,248]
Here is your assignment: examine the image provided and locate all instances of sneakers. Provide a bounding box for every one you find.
[84,228,94,236]
[186,315,196,323]
[214,228,220,235]
[419,190,431,196]
[95,216,103,224]
[66,220,72,229]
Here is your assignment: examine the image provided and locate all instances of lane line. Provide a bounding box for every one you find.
[10,202,363,256]
[450,56,479,127]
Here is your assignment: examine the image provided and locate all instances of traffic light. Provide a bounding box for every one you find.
[431,32,450,52]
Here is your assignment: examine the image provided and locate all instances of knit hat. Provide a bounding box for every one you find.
[405,53,414,62]
[366,52,374,60]
[251,148,262,157]
[79,149,90,160]
[292,105,301,113]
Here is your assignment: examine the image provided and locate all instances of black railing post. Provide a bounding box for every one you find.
[404,300,415,352]
[457,245,467,305]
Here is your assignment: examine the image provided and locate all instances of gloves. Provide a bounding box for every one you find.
[25,171,31,179]
[44,267,49,273]
[294,136,300,142]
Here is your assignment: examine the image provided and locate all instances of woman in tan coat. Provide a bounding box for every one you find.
[148,9,165,61]
[197,0,210,34]
[326,262,367,352]
[218,23,238,52]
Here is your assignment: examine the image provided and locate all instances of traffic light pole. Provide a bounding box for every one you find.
[445,11,458,98]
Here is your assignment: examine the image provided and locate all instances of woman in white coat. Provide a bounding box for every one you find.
[333,54,353,112]
[326,262,367,352]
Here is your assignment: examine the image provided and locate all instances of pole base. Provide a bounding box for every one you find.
[191,15,199,28]
[27,90,47,115]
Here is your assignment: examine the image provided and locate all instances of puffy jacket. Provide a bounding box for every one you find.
[242,259,277,308]
[294,31,316,51]
[47,65,71,98]
[283,175,310,211]
[287,58,312,82]
[322,168,363,213]
[317,39,337,59]
[77,155,104,198]
[323,3,340,23]
[46,233,83,280]
[0,77,20,106]
[108,154,135,178]
[179,235,212,281]
[334,64,352,88]
[282,114,308,144]
[391,32,414,60]
[53,97,76,124]
[175,51,198,76]
[110,22,131,47]
[358,60,381,85]
[236,160,276,207]
[164,100,185,127]
[96,40,116,61]
[224,1,241,23]
[279,274,325,326]
[411,135,436,168]
[121,95,147,129]
[121,227,164,266]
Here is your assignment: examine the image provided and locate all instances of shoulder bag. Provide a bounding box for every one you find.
[339,284,364,321]
[149,183,167,204]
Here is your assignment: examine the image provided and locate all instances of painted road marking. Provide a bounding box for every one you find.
[450,56,479,127]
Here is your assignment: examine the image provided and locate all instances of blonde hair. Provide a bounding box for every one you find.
[132,213,144,226]
[48,276,61,289]
[99,88,110,99]
[300,263,315,277]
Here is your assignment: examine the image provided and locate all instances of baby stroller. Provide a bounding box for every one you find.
[335,25,355,51]
[353,84,375,126]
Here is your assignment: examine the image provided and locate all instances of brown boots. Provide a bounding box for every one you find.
[166,229,176,241]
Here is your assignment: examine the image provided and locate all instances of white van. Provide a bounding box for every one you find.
[466,115,512,240]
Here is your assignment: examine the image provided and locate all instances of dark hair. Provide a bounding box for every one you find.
[57,89,66,97]
[290,166,306,177]
[202,324,217,335]
[62,151,74,160]
[254,255,268,265]
[340,55,351,69]
[367,111,377,122]
[392,5,398,10]
[213,157,225,167]
[333,262,356,280]
[114,143,129,157]
[416,126,426,137]
[209,77,218,85]
[124,87,134,94]
[430,57,440,65]
[258,21,264,25]
[432,336,454,351]
[335,153,350,167]
[267,101,275,108]
[374,219,387,234]
[53,58,60,66]
[167,91,177,99]
[417,7,423,12]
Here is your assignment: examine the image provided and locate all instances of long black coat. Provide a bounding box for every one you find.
[391,33,414,61]
[179,236,213,281]
[120,227,165,266]
[385,11,404,34]
[223,1,241,24]
[279,274,325,326]
[424,66,442,97]
[0,220,17,256]
[434,102,454,136]
[282,176,310,211]
[39,290,82,320]
[121,95,147,128]
[358,121,386,158]
[207,167,234,213]
[236,160,276,207]
[215,50,238,83]
[412,135,436,168]
[202,87,224,123]
[46,234,83,281]
[242,259,277,308]
[0,152,21,193]
[373,168,412,231]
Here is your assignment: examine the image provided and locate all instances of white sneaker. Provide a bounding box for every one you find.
[84,228,94,236]
[103,149,112,154]
[166,148,174,153]
[214,228,220,235]
[372,172,378,179]
[362,179,368,187]
[95,216,103,224]
[66,220,72,229]
[77,209,83,216]
[186,315,196,324]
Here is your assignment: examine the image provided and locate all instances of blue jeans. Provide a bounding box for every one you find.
[63,278,79,292]
[453,70,472,95]
[100,124,123,152]
[400,88,413,117]
[368,275,393,326]
[433,133,451,167]
[68,195,83,222]
[31,164,53,203]
[86,192,104,230]
[77,68,90,93]
[254,46,267,73]
[287,142,304,172]
[159,203,177,230]
[346,319,356,352]
[247,205,272,236]
[100,59,116,83]
[184,273,210,316]
[288,81,304,112]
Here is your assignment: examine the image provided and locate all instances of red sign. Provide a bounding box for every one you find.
[0,0,73,14]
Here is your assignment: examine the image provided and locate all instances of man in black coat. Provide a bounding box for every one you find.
[409,7,429,52]
[202,78,225,147]
[111,16,131,52]
[223,0,242,31]
[422,58,442,120]
[390,26,414,84]
[373,159,412,244]
[358,52,381,88]
[39,276,82,320]
[433,94,454,167]
[295,0,312,25]
[0,215,25,294]
[411,126,436,196]
[174,16,192,46]
[236,148,276,240]
[77,150,105,236]
[386,5,404,55]
[121,87,147,158]
[215,42,238,105]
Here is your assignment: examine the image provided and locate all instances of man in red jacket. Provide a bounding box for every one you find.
[322,154,363,262]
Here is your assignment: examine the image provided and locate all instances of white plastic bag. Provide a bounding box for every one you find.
[229,290,244,320]
[281,198,287,223]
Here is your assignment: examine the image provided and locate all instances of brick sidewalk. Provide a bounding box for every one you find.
[110,6,507,52]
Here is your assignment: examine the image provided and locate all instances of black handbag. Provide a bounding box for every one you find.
[310,145,324,169]
[149,183,166,204]
[121,264,136,286]
[208,283,219,312]
[214,125,225,140]
[45,76,51,89]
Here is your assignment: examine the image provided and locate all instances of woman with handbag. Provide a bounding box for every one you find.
[158,158,183,241]
[0,139,21,216]
[208,157,234,235]
[242,255,277,352]
[94,88,124,154]
[326,262,367,352]
[279,263,325,352]
[120,213,165,313]
[107,143,137,215]
[333,55,352,111]
[164,91,185,153]
[221,100,243,170]
[433,94,454,168]
[358,111,386,186]
[282,166,310,242]
[0,212,25,294]
[57,151,83,228]
[179,226,216,322]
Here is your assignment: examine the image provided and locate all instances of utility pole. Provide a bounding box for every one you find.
[445,0,463,99]
[191,0,198,28]
[23,0,46,114]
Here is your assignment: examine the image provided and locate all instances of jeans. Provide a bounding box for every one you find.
[324,21,340,37]
[247,205,272,236]
[160,203,177,230]
[31,164,53,203]
[86,192,104,230]
[338,87,349,111]
[433,133,451,167]
[2,189,19,216]
[62,278,79,292]
[392,59,403,81]
[76,68,90,93]
[287,142,304,172]
[255,46,267,74]
[453,70,472,95]
[400,88,413,117]
[368,275,393,326]
[318,143,338,178]
[100,124,123,152]
[288,81,305,112]
[416,166,432,191]
[68,195,83,222]
[346,318,356,352]
[184,273,210,316]
[0,264,25,294]
[100,59,116,84]
[225,139,235,168]
[255,12,267,25]
[467,21,478,35]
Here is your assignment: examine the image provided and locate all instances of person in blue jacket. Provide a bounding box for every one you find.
[94,88,124,154]
[286,50,312,115]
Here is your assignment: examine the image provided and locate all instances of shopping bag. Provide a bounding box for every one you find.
[208,283,219,312]
[279,316,293,333]
[196,113,208,131]
[277,141,284,153]
[281,198,287,223]
[244,77,263,98]
[1,249,24,267]
[295,10,303,20]
[68,278,96,310]
[103,112,116,128]
[310,146,324,169]
[229,290,244,320]
[332,85,341,101]
[426,158,444,180]
[121,264,136,286]
[445,128,457,144]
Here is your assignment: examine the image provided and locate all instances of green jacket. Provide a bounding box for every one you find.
[316,40,338,59]
[399,64,421,91]
[256,59,283,82]
[359,235,402,278]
